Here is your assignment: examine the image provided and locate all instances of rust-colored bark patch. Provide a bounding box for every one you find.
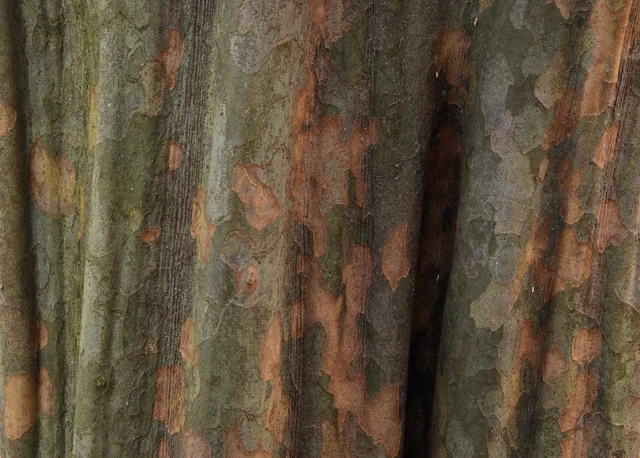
[158,29,184,91]
[142,227,162,243]
[3,373,38,440]
[559,370,598,431]
[596,198,629,253]
[39,368,54,416]
[382,222,411,291]
[561,426,593,458]
[185,429,212,458]
[29,139,77,217]
[167,140,183,172]
[190,186,216,266]
[432,28,473,105]
[153,365,186,435]
[140,60,166,117]
[543,346,569,383]
[553,228,593,297]
[232,163,282,231]
[572,328,602,364]
[0,101,16,137]
[535,50,567,109]
[158,438,171,458]
[180,318,199,366]
[234,264,259,297]
[591,122,620,168]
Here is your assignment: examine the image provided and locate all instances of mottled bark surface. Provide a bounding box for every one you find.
[0,0,639,456]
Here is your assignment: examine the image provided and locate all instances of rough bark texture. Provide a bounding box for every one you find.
[0,0,639,457]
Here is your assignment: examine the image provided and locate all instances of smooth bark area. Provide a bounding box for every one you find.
[0,0,638,457]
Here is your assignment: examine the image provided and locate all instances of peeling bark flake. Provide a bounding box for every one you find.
[232,163,282,231]
[167,140,183,172]
[158,29,184,91]
[543,346,569,383]
[141,227,162,243]
[3,373,38,440]
[382,222,411,291]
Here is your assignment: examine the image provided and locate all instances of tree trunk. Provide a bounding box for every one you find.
[0,0,638,456]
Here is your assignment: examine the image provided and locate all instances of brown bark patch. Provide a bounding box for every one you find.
[190,186,216,266]
[591,122,620,168]
[179,318,199,366]
[561,426,593,458]
[553,228,593,297]
[153,365,186,435]
[29,139,77,217]
[234,264,259,297]
[223,425,270,457]
[543,346,569,383]
[558,370,598,431]
[542,88,580,150]
[38,320,48,349]
[557,159,584,225]
[39,368,54,416]
[596,198,629,253]
[382,222,411,291]
[432,28,473,105]
[167,140,183,172]
[158,438,171,458]
[140,60,166,117]
[539,156,550,181]
[571,328,602,364]
[535,50,567,109]
[141,227,162,243]
[3,373,38,440]
[232,163,282,231]
[185,429,212,458]
[158,29,184,91]
[0,101,16,138]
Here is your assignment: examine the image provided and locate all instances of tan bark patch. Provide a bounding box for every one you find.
[558,370,598,431]
[158,29,184,91]
[141,228,162,243]
[153,365,186,435]
[223,425,270,457]
[167,140,182,172]
[190,186,216,266]
[232,163,282,231]
[0,101,16,138]
[432,28,473,105]
[3,373,38,440]
[543,346,569,383]
[571,328,602,364]
[535,50,567,109]
[382,222,411,291]
[234,264,259,297]
[591,122,619,168]
[538,156,549,181]
[185,429,212,458]
[180,318,199,366]
[29,139,77,217]
[557,159,584,225]
[140,60,166,117]
[38,320,48,349]
[596,198,629,253]
[561,426,593,458]
[39,368,54,416]
[158,437,171,458]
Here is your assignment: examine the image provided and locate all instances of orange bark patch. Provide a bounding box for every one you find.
[223,425,270,458]
[38,320,48,349]
[561,426,594,458]
[140,60,166,117]
[185,429,212,458]
[153,365,186,435]
[543,346,569,383]
[539,156,550,181]
[535,50,567,109]
[158,438,171,458]
[232,163,282,231]
[0,101,16,137]
[158,29,184,91]
[3,373,38,440]
[234,264,259,297]
[39,368,54,416]
[142,227,162,243]
[596,198,629,253]
[432,28,473,105]
[553,228,593,297]
[167,141,183,172]
[557,159,584,225]
[29,139,77,217]
[558,370,598,431]
[179,318,199,366]
[190,186,216,266]
[591,122,620,168]
[382,222,411,291]
[571,328,602,364]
